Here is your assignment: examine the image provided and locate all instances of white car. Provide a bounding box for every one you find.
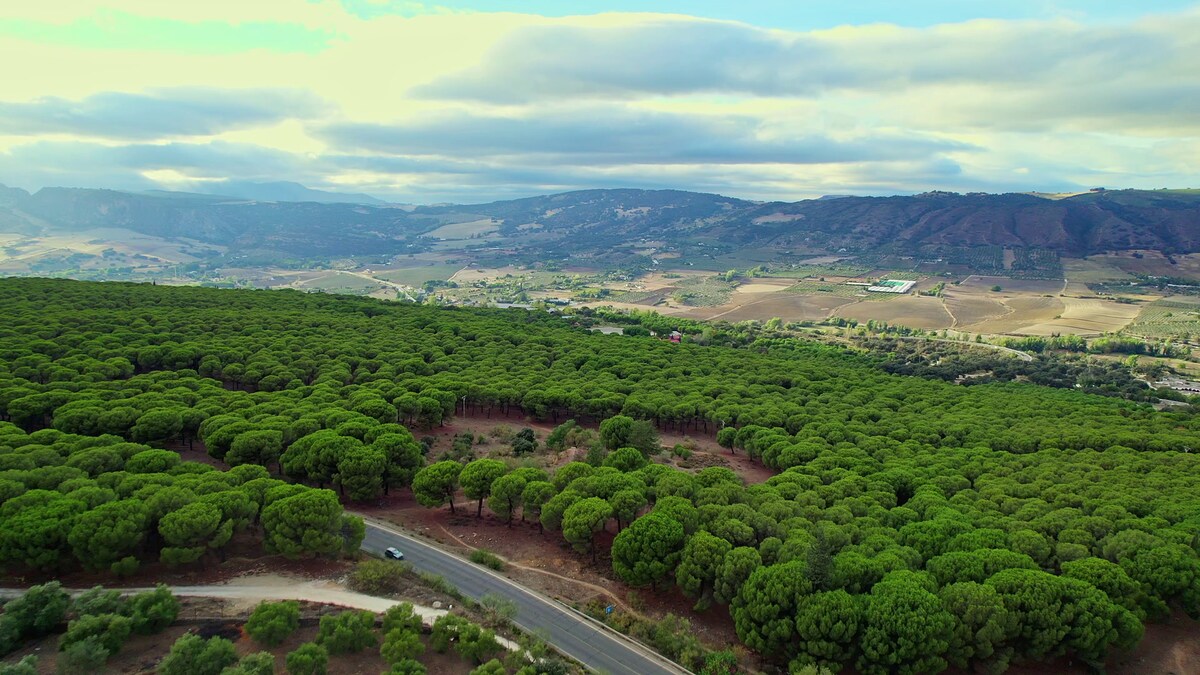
[384,547,404,560]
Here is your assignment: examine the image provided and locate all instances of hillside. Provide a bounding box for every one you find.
[1,185,1198,266]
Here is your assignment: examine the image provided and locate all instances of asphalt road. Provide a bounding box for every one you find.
[361,520,691,675]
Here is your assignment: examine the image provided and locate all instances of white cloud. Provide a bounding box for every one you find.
[0,3,1197,201]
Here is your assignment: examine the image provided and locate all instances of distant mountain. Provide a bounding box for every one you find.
[1,184,1198,264]
[6,186,429,259]
[196,180,388,205]
[723,190,1200,254]
[0,184,30,206]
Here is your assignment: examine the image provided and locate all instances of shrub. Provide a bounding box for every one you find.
[0,655,38,675]
[348,558,411,595]
[58,613,130,656]
[381,603,422,635]
[381,627,425,664]
[4,582,70,641]
[157,634,238,675]
[56,639,108,674]
[386,659,428,675]
[479,593,517,625]
[222,652,276,675]
[418,572,463,599]
[469,548,506,571]
[286,642,328,675]
[70,586,125,618]
[316,610,377,655]
[244,600,300,647]
[126,585,179,635]
[470,660,507,675]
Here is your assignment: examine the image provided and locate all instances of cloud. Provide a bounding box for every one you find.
[0,140,316,192]
[317,106,969,165]
[0,10,336,54]
[412,12,1200,134]
[0,89,331,140]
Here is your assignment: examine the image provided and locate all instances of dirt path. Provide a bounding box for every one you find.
[1,574,519,650]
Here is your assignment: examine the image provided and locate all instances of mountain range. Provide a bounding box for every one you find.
[1,184,1198,263]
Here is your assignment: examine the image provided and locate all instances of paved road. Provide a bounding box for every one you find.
[361,520,691,675]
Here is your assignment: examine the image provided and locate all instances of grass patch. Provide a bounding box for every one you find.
[469,548,506,571]
[374,264,462,286]
[785,280,895,301]
[419,571,464,600]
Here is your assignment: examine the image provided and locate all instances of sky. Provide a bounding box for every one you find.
[0,0,1198,203]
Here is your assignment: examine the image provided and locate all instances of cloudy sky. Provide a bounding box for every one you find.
[1,0,1197,203]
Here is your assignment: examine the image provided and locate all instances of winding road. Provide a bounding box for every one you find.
[360,519,691,675]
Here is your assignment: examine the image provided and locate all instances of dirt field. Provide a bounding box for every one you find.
[962,296,1064,334]
[732,279,795,294]
[1016,297,1144,335]
[682,293,856,322]
[834,296,954,329]
[1084,250,1200,279]
[943,296,1011,327]
[957,275,1066,294]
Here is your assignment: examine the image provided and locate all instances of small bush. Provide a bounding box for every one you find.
[347,559,410,596]
[56,639,108,674]
[0,655,38,675]
[469,548,505,571]
[286,642,328,675]
[58,613,130,656]
[223,652,276,675]
[125,585,179,635]
[479,593,517,626]
[418,572,463,600]
[316,610,377,655]
[70,586,125,618]
[244,600,300,647]
[157,634,238,675]
[381,603,422,635]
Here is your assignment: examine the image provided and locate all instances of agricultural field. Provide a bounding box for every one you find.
[423,218,501,240]
[1086,250,1200,279]
[1125,298,1200,339]
[289,271,391,294]
[373,262,464,287]
[834,295,954,329]
[682,292,856,322]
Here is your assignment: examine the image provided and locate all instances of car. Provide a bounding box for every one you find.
[384,547,404,560]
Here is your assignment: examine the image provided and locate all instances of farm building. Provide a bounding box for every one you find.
[866,279,916,294]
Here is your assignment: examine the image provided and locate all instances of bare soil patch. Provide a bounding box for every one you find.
[682,294,855,322]
[958,276,1065,294]
[965,297,1064,334]
[1016,297,1142,336]
[943,296,1011,327]
[834,296,954,330]
[1089,250,1200,279]
[732,279,794,294]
